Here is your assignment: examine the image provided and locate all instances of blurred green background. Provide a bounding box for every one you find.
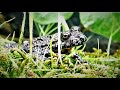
[0,12,120,54]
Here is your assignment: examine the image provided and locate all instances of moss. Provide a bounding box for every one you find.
[0,38,120,78]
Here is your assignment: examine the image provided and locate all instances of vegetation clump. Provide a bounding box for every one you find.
[0,38,119,78]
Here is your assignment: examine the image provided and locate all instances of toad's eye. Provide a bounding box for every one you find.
[70,28,74,31]
[61,33,70,40]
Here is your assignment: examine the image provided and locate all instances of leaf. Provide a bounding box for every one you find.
[33,12,73,25]
[80,12,120,43]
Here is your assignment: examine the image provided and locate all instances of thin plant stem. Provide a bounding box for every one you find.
[107,35,112,56]
[0,17,15,28]
[18,12,26,49]
[61,16,69,31]
[97,38,100,56]
[46,26,58,35]
[57,12,62,65]
[34,23,41,36]
[45,23,55,34]
[11,31,15,41]
[107,26,120,56]
[38,24,45,36]
[81,35,93,52]
[29,12,33,56]
[5,33,11,40]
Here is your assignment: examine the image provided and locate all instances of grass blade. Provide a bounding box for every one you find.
[11,31,15,41]
[97,38,100,56]
[38,24,45,36]
[107,26,120,56]
[61,16,69,31]
[18,12,26,49]
[34,22,41,36]
[46,26,58,35]
[5,33,11,40]
[44,23,55,34]
[57,13,62,65]
[29,12,33,55]
[0,17,15,28]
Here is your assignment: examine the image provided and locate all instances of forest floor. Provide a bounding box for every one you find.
[0,37,120,78]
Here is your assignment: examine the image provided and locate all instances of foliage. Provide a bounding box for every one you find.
[80,12,120,43]
[33,12,71,36]
[33,12,73,24]
[0,12,120,78]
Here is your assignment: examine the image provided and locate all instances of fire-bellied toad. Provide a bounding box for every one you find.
[5,26,87,62]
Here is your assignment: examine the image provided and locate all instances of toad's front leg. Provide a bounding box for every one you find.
[72,53,87,63]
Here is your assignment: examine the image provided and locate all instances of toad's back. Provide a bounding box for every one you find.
[5,26,87,61]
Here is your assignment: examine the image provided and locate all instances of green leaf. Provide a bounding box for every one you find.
[80,12,120,43]
[33,12,73,25]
